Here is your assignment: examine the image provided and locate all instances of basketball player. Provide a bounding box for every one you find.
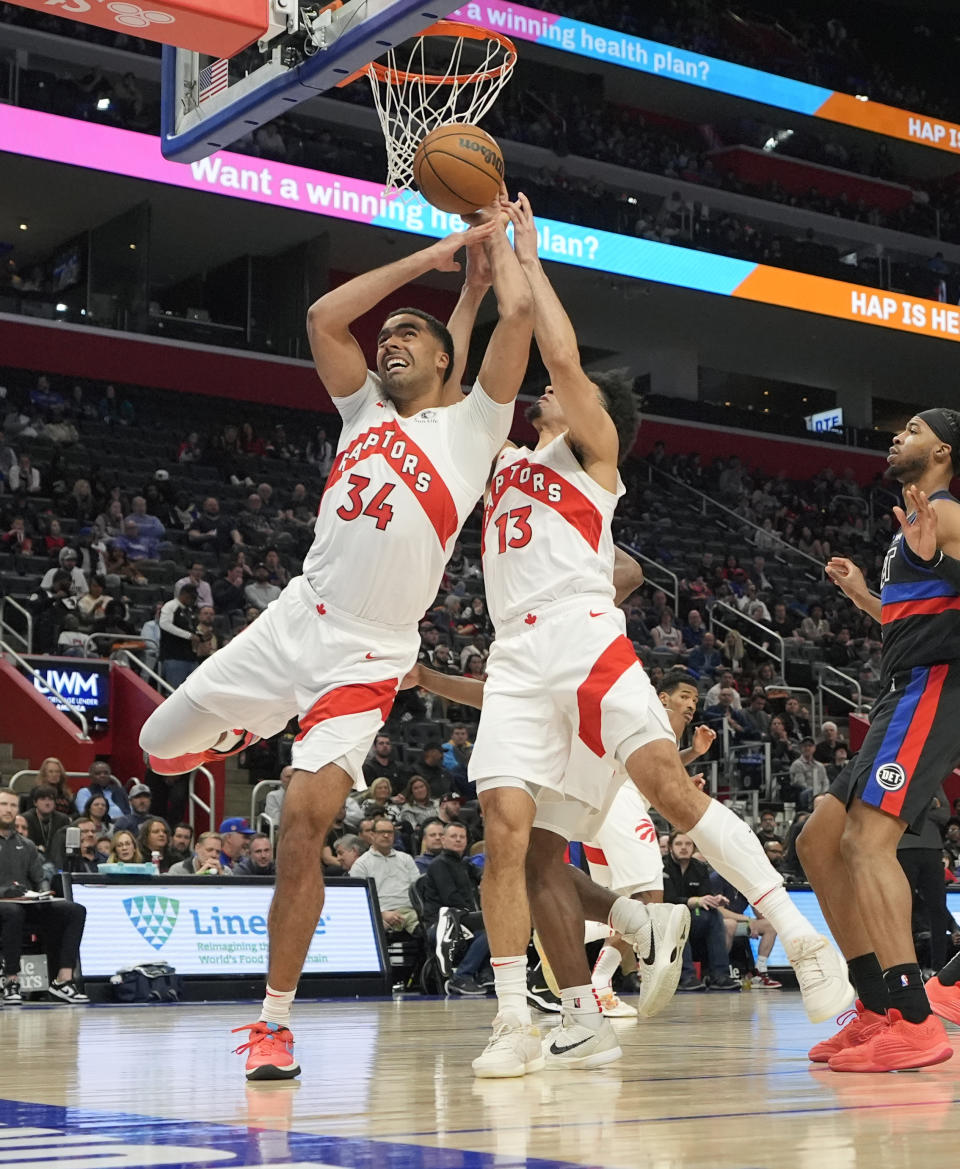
[797,409,960,1072]
[139,216,534,1080]
[462,193,851,1077]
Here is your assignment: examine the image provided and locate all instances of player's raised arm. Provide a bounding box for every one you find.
[474,213,534,404]
[306,221,498,398]
[506,192,619,468]
[445,244,491,398]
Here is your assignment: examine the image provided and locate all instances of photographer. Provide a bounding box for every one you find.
[0,789,89,1004]
[158,582,200,688]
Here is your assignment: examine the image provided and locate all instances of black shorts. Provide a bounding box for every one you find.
[829,662,960,831]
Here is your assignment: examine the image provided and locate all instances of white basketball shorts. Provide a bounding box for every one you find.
[584,776,663,895]
[178,575,419,784]
[470,594,674,811]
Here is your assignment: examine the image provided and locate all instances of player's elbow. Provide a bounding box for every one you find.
[498,287,533,324]
[545,350,582,380]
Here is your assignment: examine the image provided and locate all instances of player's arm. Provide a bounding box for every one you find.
[306,221,498,397]
[825,556,882,623]
[613,546,644,605]
[474,216,534,404]
[445,245,491,396]
[401,663,485,710]
[897,488,960,586]
[506,193,618,467]
[680,725,716,766]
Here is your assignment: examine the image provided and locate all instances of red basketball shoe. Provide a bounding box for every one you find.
[233,1021,301,1080]
[149,730,260,776]
[807,999,886,1062]
[924,975,960,1027]
[827,1009,953,1072]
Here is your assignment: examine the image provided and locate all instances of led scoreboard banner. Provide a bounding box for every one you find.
[22,655,111,728]
[451,2,960,158]
[4,105,960,345]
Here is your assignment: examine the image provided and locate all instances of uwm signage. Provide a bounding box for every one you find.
[23,656,111,728]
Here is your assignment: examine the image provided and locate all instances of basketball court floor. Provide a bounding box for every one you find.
[1,994,955,1169]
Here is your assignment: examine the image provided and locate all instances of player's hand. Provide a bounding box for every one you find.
[398,664,423,691]
[893,484,938,562]
[692,725,716,756]
[825,556,868,600]
[503,192,540,264]
[427,221,498,272]
[463,185,510,230]
[689,772,707,791]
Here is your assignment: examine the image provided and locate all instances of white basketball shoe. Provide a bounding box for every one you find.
[472,1014,544,1078]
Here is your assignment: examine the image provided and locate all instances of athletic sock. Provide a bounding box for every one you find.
[584,920,615,944]
[883,963,930,1024]
[492,955,531,1024]
[608,896,651,953]
[848,952,889,1014]
[591,945,623,991]
[259,984,296,1026]
[560,983,604,1029]
[756,956,768,974]
[687,800,817,942]
[936,950,960,986]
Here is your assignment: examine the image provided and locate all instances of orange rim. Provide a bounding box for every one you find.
[336,21,516,88]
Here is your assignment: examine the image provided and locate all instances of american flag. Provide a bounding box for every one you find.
[198,57,229,104]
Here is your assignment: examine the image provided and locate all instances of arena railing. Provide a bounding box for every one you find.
[816,663,866,724]
[250,779,281,842]
[616,542,679,613]
[708,598,786,679]
[9,769,121,796]
[1,637,90,740]
[0,596,33,654]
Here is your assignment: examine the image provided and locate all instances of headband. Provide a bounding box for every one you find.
[918,408,960,472]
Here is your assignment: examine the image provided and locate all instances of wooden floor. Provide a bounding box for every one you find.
[1,992,957,1169]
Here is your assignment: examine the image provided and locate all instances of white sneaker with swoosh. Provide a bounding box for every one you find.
[543,1014,622,1070]
[634,902,691,1019]
[472,1013,544,1078]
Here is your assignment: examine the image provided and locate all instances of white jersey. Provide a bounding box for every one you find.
[303,372,513,627]
[481,433,623,627]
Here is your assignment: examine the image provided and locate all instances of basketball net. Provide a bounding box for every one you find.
[358,21,516,195]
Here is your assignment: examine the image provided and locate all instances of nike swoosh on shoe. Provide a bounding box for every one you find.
[549,1035,594,1056]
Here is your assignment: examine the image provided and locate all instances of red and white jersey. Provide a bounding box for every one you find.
[481,433,623,627]
[304,372,514,626]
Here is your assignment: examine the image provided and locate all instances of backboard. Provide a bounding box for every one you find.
[160,0,463,163]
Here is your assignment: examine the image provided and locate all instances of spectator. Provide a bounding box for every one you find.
[85,794,112,840]
[763,840,786,871]
[399,776,440,836]
[704,687,753,743]
[942,820,960,868]
[333,834,365,873]
[687,630,722,677]
[415,818,446,873]
[106,829,143,864]
[826,744,850,782]
[350,817,420,933]
[782,697,813,740]
[357,818,378,849]
[682,608,706,648]
[2,515,33,558]
[442,725,473,793]
[158,583,199,687]
[650,609,685,655]
[788,739,829,810]
[663,831,739,991]
[55,818,101,876]
[218,817,255,868]
[23,785,70,855]
[168,823,194,865]
[244,562,281,612]
[745,690,772,736]
[0,789,89,1004]
[113,784,153,833]
[77,574,111,629]
[264,765,293,827]
[174,562,213,610]
[125,495,165,542]
[755,811,782,845]
[114,518,159,563]
[409,744,454,799]
[193,605,218,661]
[168,831,231,875]
[357,777,401,831]
[235,834,275,876]
[213,564,247,615]
[322,803,348,870]
[814,721,848,764]
[137,817,173,871]
[75,761,129,818]
[40,547,87,598]
[188,497,231,552]
[704,671,742,709]
[362,732,403,791]
[31,758,76,818]
[422,821,490,996]
[7,454,41,494]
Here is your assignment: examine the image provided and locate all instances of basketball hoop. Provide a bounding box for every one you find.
[344,20,516,194]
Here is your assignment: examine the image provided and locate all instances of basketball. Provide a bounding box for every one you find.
[413,124,505,216]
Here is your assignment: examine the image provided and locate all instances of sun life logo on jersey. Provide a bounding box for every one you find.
[124,895,180,950]
[875,762,907,792]
[417,409,438,423]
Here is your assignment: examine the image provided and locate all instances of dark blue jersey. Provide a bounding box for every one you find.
[879,490,960,677]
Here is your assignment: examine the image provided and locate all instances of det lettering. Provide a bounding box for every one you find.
[190,906,326,937]
[908,117,960,151]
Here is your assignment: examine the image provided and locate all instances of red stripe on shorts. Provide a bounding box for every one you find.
[576,635,641,759]
[296,678,399,741]
[880,662,949,818]
[583,844,608,866]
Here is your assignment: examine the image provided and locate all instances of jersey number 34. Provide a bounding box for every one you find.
[336,473,395,530]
